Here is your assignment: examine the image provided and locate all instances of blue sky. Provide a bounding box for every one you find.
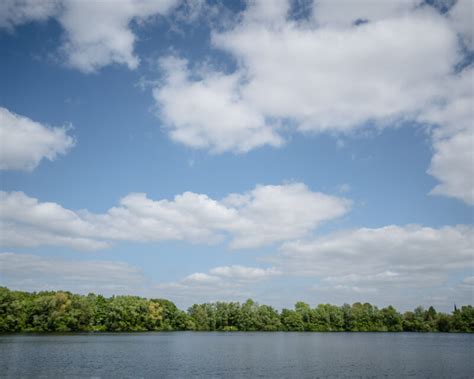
[0,0,473,311]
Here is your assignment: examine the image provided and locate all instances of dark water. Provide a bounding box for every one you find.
[0,332,472,378]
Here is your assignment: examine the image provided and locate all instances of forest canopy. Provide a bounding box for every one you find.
[0,287,472,333]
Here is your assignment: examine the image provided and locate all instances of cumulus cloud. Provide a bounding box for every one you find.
[58,0,177,73]
[419,67,474,205]
[156,2,458,141]
[222,183,350,248]
[0,107,74,171]
[215,5,457,132]
[272,224,473,291]
[180,265,280,287]
[0,183,350,250]
[153,56,283,153]
[429,128,474,204]
[0,252,145,294]
[153,0,473,205]
[0,0,177,72]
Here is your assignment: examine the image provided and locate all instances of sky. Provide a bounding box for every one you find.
[0,0,473,312]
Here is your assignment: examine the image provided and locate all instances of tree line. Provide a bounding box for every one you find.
[0,287,472,333]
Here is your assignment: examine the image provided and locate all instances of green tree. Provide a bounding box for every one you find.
[280,308,304,331]
[0,287,472,333]
[380,306,403,332]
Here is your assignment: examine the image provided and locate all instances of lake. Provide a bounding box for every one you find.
[0,332,472,378]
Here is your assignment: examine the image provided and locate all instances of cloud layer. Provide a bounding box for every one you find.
[0,183,350,250]
[0,252,145,293]
[273,224,473,296]
[0,107,74,171]
[0,252,281,304]
[155,264,281,304]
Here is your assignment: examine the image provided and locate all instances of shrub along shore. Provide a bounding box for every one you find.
[0,287,472,333]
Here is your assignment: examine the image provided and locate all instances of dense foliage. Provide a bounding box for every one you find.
[0,287,472,333]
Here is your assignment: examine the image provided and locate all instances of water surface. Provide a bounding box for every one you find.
[1,332,472,378]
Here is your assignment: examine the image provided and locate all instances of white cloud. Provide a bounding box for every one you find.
[303,280,473,312]
[419,67,474,205]
[312,0,421,27]
[0,224,109,250]
[153,56,283,153]
[153,1,473,205]
[0,252,145,294]
[0,183,350,250]
[209,265,281,281]
[58,0,177,73]
[0,0,60,30]
[155,3,459,149]
[0,107,75,171]
[182,272,222,285]
[212,6,457,133]
[273,224,473,289]
[222,183,350,248]
[448,0,473,50]
[154,264,280,304]
[261,224,474,310]
[429,128,474,204]
[0,0,178,73]
[244,0,291,24]
[0,254,278,305]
